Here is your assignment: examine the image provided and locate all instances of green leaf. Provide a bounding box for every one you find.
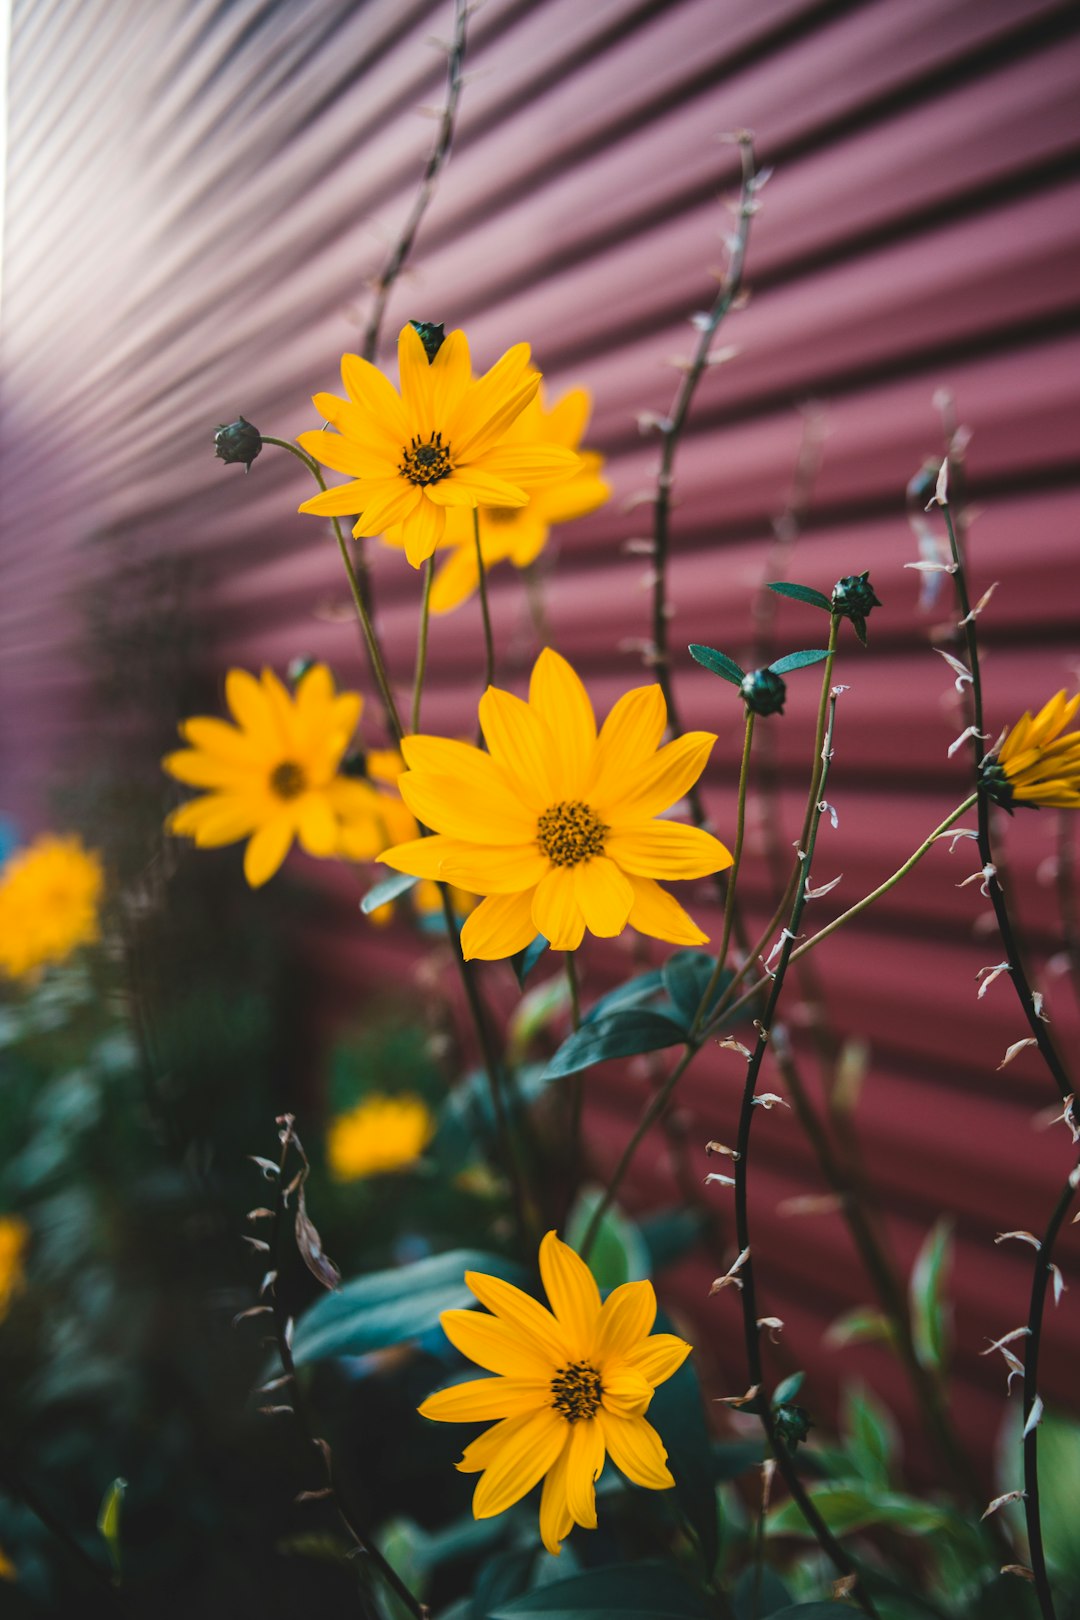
[648,1321,720,1578]
[565,1190,649,1292]
[909,1218,953,1373]
[766,582,832,612]
[96,1476,127,1582]
[688,645,745,687]
[360,871,419,914]
[772,1371,805,1406]
[661,952,732,1030]
[823,1306,894,1350]
[508,973,571,1063]
[291,1249,525,1365]
[1031,1407,1080,1578]
[769,649,831,675]
[732,1566,792,1618]
[768,1481,949,1539]
[487,1560,710,1618]
[582,970,666,1024]
[639,1209,703,1274]
[511,935,549,987]
[843,1384,900,1489]
[542,1009,684,1080]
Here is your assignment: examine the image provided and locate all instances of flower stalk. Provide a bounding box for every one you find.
[411,557,435,735]
[472,507,496,698]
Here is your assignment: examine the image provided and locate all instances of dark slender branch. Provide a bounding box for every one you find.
[264,1118,429,1619]
[359,0,469,365]
[1054,810,1080,1013]
[1022,1166,1078,1620]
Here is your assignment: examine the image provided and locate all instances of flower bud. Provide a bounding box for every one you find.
[831,571,882,646]
[773,1402,812,1449]
[214,416,262,470]
[978,755,1015,815]
[287,656,318,687]
[409,320,446,364]
[740,667,787,716]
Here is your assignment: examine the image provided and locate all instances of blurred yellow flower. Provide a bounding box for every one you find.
[380,648,731,959]
[164,664,396,887]
[0,1545,15,1581]
[986,690,1080,810]
[0,836,103,980]
[327,1094,435,1180]
[419,1231,689,1555]
[0,1216,28,1320]
[362,750,476,926]
[382,384,609,613]
[297,326,578,569]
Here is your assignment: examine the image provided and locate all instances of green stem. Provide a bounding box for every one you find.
[690,710,754,1037]
[565,951,581,1032]
[263,437,405,745]
[566,951,586,1197]
[1023,1166,1077,1620]
[701,793,978,1037]
[411,557,434,735]
[473,507,495,695]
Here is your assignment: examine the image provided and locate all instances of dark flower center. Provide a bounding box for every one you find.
[550,1360,602,1423]
[401,432,453,487]
[536,800,606,867]
[270,761,307,800]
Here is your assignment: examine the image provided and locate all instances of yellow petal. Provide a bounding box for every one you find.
[599,1370,653,1418]
[573,857,634,938]
[622,1333,692,1387]
[460,890,539,960]
[599,731,716,822]
[162,749,251,790]
[225,669,274,743]
[339,354,410,441]
[296,793,338,857]
[596,1410,674,1491]
[538,1232,602,1357]
[401,735,518,794]
[398,772,536,845]
[243,816,295,887]
[419,1376,548,1423]
[456,374,542,463]
[440,1308,557,1381]
[352,480,418,539]
[398,323,435,439]
[379,835,448,880]
[539,1434,575,1556]
[565,1418,604,1529]
[465,1271,571,1365]
[587,685,668,801]
[595,1280,657,1362]
[403,494,446,567]
[428,471,527,508]
[312,391,404,461]
[480,443,580,484]
[606,821,732,880]
[528,649,597,796]
[181,716,262,763]
[298,480,368,518]
[435,843,547,895]
[170,794,262,846]
[297,429,394,481]
[478,687,559,807]
[430,545,480,615]
[429,327,472,422]
[531,867,585,952]
[625,874,709,946]
[468,1409,568,1519]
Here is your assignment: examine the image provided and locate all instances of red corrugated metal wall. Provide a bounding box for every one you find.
[3,0,1080,1480]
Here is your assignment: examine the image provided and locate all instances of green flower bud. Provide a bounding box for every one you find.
[214,416,262,470]
[773,1403,813,1450]
[978,754,1016,815]
[831,571,882,646]
[740,667,787,716]
[409,321,446,364]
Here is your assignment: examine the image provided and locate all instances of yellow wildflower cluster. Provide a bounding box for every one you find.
[0,835,103,980]
[0,1216,28,1321]
[326,1094,434,1181]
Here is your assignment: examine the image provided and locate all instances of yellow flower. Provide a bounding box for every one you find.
[0,1545,15,1582]
[164,664,396,887]
[326,1094,435,1180]
[382,384,610,613]
[362,750,476,926]
[419,1231,690,1555]
[380,648,731,959]
[987,690,1080,810]
[0,837,103,980]
[296,326,578,569]
[0,1216,28,1320]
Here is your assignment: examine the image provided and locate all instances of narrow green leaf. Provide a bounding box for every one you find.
[361,871,419,914]
[565,1189,649,1291]
[844,1384,900,1489]
[771,1371,805,1406]
[511,935,548,987]
[688,644,745,686]
[583,969,665,1024]
[97,1476,127,1583]
[768,1481,948,1539]
[508,973,571,1063]
[909,1218,953,1373]
[291,1249,526,1365]
[769,649,831,675]
[824,1306,894,1350]
[542,1009,684,1080]
[489,1560,710,1617]
[766,582,832,612]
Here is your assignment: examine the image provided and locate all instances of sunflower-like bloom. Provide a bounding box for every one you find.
[296,326,578,569]
[382,384,610,613]
[419,1231,689,1555]
[380,648,731,959]
[0,836,103,980]
[163,664,397,887]
[0,1216,28,1321]
[327,1094,435,1180]
[983,690,1080,811]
